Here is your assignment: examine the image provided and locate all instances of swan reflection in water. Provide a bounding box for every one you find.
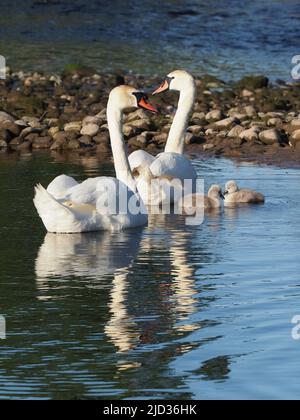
[35,230,142,353]
[35,211,222,357]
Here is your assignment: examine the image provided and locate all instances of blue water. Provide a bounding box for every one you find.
[0,0,299,80]
[0,152,300,400]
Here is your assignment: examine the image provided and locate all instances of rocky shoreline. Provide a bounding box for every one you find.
[1,67,300,168]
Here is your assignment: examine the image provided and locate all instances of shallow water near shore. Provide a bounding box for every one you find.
[0,0,299,80]
[0,152,300,400]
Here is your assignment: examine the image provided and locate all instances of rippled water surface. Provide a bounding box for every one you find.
[0,0,299,80]
[0,152,300,400]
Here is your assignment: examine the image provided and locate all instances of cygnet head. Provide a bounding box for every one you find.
[224,180,239,196]
[208,184,224,199]
[108,85,158,113]
[152,69,195,95]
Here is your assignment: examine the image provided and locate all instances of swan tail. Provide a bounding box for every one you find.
[33,184,79,233]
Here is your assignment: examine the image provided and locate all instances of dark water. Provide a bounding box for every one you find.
[0,151,300,400]
[0,0,299,80]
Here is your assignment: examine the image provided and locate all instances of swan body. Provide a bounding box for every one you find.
[129,151,197,205]
[224,180,265,206]
[34,86,157,233]
[179,185,223,213]
[129,70,197,205]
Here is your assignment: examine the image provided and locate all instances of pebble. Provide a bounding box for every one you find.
[80,123,100,137]
[244,105,257,117]
[32,137,52,149]
[93,132,110,145]
[291,118,300,127]
[259,129,283,145]
[68,139,81,149]
[267,118,282,127]
[0,140,8,148]
[239,127,260,142]
[128,119,151,131]
[187,125,203,135]
[82,116,103,126]
[79,135,94,146]
[22,116,41,129]
[242,89,254,97]
[0,112,14,123]
[227,125,244,138]
[48,127,60,138]
[64,122,82,132]
[152,133,168,144]
[127,109,149,122]
[205,110,223,122]
[292,129,300,141]
[214,117,237,129]
[203,144,215,151]
[205,128,218,136]
[20,127,41,139]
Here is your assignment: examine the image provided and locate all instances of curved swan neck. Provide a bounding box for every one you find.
[165,82,196,154]
[107,100,137,192]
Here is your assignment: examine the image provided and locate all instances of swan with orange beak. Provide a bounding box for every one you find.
[128,70,197,206]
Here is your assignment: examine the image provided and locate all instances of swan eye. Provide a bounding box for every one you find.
[166,76,175,85]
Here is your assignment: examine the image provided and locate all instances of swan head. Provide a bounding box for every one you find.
[152,70,195,95]
[108,85,158,113]
[208,185,224,200]
[224,181,239,196]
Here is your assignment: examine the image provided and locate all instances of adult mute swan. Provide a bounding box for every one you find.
[128,70,197,206]
[34,86,158,233]
[223,181,265,206]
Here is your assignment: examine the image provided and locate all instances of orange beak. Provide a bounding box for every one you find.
[138,97,159,113]
[152,79,169,95]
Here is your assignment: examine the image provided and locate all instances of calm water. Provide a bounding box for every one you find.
[0,0,299,80]
[0,151,300,400]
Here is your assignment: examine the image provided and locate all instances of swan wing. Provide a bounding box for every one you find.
[129,150,156,173]
[47,174,78,199]
[65,177,104,205]
[34,184,85,233]
[150,152,197,181]
[96,177,148,229]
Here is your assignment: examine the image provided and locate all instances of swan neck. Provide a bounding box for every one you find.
[107,101,136,192]
[165,84,196,154]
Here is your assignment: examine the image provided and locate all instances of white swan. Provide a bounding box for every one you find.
[34,86,158,233]
[128,70,197,206]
